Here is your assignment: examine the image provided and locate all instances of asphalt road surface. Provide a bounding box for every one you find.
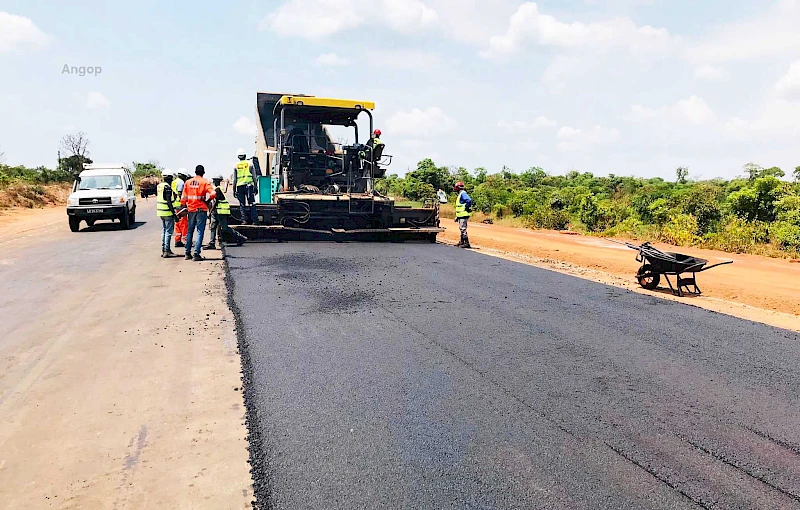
[227,242,800,510]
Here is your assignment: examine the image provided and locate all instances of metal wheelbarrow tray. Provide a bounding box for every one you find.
[622,241,733,297]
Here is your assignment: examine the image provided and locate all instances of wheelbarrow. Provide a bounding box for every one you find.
[616,241,733,296]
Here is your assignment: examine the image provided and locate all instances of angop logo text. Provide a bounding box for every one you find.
[62,65,102,77]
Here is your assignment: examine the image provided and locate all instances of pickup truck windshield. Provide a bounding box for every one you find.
[79,175,123,190]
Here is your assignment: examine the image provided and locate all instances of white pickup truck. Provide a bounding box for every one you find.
[66,164,137,232]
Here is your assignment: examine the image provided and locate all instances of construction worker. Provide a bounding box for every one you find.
[157,169,178,258]
[173,168,189,247]
[181,165,216,261]
[454,181,474,248]
[366,129,384,153]
[205,173,248,250]
[232,149,259,225]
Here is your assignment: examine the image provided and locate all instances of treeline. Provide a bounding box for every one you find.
[0,164,74,188]
[376,159,800,256]
[0,160,162,189]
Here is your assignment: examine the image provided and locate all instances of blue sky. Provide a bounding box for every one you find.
[2,0,800,180]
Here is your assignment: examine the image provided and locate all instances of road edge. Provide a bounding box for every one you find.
[439,239,800,333]
[223,245,272,510]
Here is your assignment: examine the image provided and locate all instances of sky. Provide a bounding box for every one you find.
[1,0,800,180]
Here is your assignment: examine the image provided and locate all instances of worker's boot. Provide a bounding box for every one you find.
[175,241,185,248]
[460,234,471,249]
[235,234,248,247]
[185,253,193,260]
[164,249,175,258]
[204,242,217,250]
[193,254,204,262]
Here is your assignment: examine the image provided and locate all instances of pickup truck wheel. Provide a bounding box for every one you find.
[120,208,131,230]
[69,217,81,232]
[129,207,136,225]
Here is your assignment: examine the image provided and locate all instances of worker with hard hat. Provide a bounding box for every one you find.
[181,165,216,261]
[367,129,383,150]
[232,149,259,225]
[365,129,384,162]
[156,169,178,258]
[173,168,189,247]
[205,173,248,250]
[454,181,474,248]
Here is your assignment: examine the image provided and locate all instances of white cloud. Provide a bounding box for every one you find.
[556,125,619,151]
[694,65,725,81]
[84,91,110,109]
[233,116,257,136]
[532,115,557,128]
[497,116,556,130]
[366,49,440,70]
[775,60,800,100]
[0,12,50,53]
[387,107,456,137]
[687,0,800,63]
[631,96,715,125]
[316,53,350,66]
[261,0,436,39]
[381,0,437,31]
[482,2,674,58]
[724,99,800,138]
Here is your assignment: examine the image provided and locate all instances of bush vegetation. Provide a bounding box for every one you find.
[376,159,800,258]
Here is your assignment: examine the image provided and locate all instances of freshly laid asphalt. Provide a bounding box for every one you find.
[226,241,800,510]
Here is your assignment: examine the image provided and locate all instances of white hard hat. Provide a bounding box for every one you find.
[211,173,224,180]
[162,168,174,177]
[177,167,187,175]
[237,148,246,157]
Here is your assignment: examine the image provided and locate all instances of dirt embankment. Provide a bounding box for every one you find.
[0,182,71,210]
[440,220,800,331]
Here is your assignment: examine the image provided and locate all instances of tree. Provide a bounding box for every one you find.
[793,166,800,182]
[131,160,163,178]
[59,132,91,178]
[676,166,689,184]
[744,163,762,181]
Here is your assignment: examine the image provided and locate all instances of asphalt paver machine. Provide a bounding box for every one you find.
[231,93,442,242]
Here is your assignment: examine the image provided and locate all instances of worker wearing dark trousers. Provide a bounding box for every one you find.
[181,165,216,261]
[454,181,474,248]
[205,174,248,250]
[232,148,259,225]
[156,169,178,257]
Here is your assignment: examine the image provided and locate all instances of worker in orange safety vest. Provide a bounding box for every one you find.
[180,165,216,261]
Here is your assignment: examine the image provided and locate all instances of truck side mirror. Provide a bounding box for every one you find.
[128,184,134,191]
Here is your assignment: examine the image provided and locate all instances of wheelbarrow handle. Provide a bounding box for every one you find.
[697,260,734,272]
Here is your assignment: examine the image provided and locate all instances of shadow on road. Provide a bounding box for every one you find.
[80,221,147,232]
[648,286,700,299]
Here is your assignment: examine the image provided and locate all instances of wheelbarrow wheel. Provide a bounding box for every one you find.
[637,264,660,290]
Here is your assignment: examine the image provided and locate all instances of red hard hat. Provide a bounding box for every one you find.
[373,129,381,136]
[454,181,465,190]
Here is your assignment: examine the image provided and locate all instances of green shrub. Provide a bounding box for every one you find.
[661,214,700,246]
[770,221,800,250]
[704,218,770,253]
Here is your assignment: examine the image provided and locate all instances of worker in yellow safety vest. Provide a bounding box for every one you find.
[156,169,178,257]
[232,149,259,225]
[205,173,248,250]
[454,181,474,248]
